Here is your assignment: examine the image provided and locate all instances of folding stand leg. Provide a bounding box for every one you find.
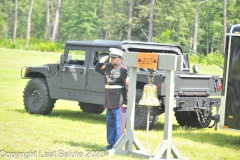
[149,70,187,160]
[107,67,150,158]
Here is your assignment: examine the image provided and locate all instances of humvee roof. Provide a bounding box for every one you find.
[65,40,183,54]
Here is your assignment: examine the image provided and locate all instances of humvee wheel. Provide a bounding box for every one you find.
[134,89,159,130]
[79,102,105,114]
[23,78,55,115]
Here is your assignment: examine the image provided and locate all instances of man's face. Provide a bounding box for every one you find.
[111,56,121,65]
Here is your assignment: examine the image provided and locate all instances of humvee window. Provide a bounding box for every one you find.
[67,50,86,65]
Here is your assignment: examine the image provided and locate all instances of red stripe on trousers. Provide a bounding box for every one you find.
[121,106,124,135]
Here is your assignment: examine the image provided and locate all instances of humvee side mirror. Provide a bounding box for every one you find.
[183,53,189,68]
[192,64,199,74]
[67,55,72,62]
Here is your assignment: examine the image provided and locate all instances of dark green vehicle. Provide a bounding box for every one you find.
[21,40,222,129]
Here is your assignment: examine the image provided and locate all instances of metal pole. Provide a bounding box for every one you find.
[162,70,174,158]
[150,70,185,160]
[146,108,150,148]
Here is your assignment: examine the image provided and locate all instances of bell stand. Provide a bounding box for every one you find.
[107,52,187,160]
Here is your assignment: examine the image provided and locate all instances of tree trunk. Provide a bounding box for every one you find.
[211,37,214,53]
[13,0,18,45]
[104,31,108,40]
[24,0,34,49]
[7,5,13,38]
[100,0,105,39]
[46,0,51,41]
[148,0,155,42]
[127,0,134,40]
[193,0,209,52]
[190,34,193,49]
[19,0,26,38]
[52,0,61,42]
[206,21,209,55]
[223,0,227,55]
[193,6,199,52]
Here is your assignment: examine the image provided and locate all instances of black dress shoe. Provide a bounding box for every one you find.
[100,144,112,151]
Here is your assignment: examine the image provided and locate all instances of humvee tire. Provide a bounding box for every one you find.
[175,110,212,128]
[134,89,159,130]
[23,78,56,115]
[174,111,201,128]
[175,111,198,128]
[79,102,105,114]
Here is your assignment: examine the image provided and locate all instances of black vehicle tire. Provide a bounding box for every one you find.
[134,89,159,130]
[174,111,201,128]
[79,102,105,114]
[23,78,56,115]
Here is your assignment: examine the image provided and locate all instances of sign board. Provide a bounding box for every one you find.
[137,53,158,69]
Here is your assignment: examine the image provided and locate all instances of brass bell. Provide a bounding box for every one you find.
[139,71,160,109]
[139,83,161,109]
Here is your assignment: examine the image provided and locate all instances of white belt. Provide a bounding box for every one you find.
[105,85,124,89]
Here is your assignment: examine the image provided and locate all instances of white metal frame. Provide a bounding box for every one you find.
[107,52,187,160]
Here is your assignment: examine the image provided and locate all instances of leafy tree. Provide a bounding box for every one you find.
[0,0,239,55]
[59,0,100,40]
[0,9,7,39]
[154,0,196,47]
[0,0,13,39]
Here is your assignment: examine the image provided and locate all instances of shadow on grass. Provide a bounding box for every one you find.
[57,140,146,159]
[54,140,104,150]
[15,108,106,125]
[15,108,184,132]
[15,109,182,131]
[173,131,240,149]
[150,121,179,131]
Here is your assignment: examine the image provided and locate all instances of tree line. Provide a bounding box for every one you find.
[0,0,239,55]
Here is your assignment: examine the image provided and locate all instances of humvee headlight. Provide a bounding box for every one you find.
[25,67,31,75]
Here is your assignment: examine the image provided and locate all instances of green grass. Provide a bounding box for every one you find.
[189,63,223,76]
[0,48,239,160]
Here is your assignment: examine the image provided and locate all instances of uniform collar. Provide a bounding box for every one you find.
[112,63,122,68]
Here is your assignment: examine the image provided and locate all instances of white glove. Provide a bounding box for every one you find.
[99,55,109,63]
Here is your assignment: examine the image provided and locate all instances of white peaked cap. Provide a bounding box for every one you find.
[109,48,124,57]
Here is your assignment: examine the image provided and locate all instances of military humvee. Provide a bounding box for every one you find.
[21,40,222,129]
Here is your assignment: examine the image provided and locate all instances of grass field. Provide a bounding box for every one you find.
[191,63,223,76]
[0,48,239,160]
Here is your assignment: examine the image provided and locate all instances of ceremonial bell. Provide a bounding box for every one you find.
[139,72,161,109]
[138,71,161,148]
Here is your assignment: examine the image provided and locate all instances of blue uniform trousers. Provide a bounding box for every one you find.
[106,107,127,147]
